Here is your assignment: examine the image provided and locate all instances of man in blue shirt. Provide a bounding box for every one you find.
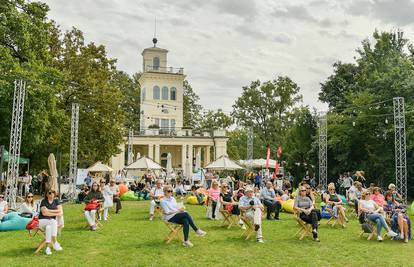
[260,181,282,220]
[239,186,264,243]
[84,173,92,188]
[254,172,262,188]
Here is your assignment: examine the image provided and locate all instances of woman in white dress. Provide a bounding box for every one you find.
[102,181,114,220]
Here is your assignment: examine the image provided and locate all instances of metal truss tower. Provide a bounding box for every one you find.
[68,103,79,200]
[393,97,407,203]
[318,113,328,190]
[5,80,26,209]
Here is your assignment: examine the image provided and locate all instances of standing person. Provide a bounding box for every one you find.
[260,181,281,220]
[342,173,353,195]
[207,180,221,220]
[109,180,122,214]
[239,186,264,243]
[254,172,262,188]
[102,181,113,221]
[39,189,63,255]
[149,179,164,221]
[347,181,364,214]
[84,173,92,188]
[22,171,33,194]
[83,182,103,231]
[161,185,206,247]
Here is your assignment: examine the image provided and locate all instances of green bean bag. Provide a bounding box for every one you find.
[0,212,31,231]
[338,194,348,205]
[120,191,139,201]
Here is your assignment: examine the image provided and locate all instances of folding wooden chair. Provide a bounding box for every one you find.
[220,208,240,229]
[359,221,376,240]
[163,220,183,244]
[28,228,46,254]
[294,212,313,240]
[154,205,163,220]
[325,206,346,228]
[240,212,255,240]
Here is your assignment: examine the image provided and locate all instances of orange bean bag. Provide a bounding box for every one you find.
[118,184,128,197]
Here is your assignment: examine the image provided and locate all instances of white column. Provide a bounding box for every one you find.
[148,144,154,159]
[204,146,211,166]
[187,144,194,178]
[154,144,160,163]
[214,138,227,158]
[181,144,187,176]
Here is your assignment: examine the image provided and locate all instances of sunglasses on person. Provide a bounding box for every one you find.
[166,190,173,193]
[48,191,54,195]
[300,189,306,192]
[0,196,4,198]
[27,195,33,198]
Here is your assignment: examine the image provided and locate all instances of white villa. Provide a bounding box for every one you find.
[110,38,228,178]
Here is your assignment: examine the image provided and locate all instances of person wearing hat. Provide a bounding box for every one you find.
[239,186,264,243]
[387,183,402,203]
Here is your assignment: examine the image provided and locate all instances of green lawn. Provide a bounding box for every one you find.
[0,201,413,267]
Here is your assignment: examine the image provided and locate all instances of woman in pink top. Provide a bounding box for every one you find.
[208,180,221,219]
[370,187,385,206]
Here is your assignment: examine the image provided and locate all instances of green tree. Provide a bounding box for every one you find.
[183,80,202,128]
[200,109,232,130]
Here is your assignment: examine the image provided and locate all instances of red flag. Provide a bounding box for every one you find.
[266,145,270,170]
[275,160,279,175]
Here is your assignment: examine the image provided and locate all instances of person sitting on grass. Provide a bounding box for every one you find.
[294,186,321,242]
[84,182,103,231]
[160,185,206,247]
[387,183,402,203]
[324,183,347,224]
[370,187,385,207]
[19,193,36,218]
[207,180,221,220]
[149,179,164,221]
[175,180,186,196]
[239,186,264,243]
[359,191,398,241]
[260,181,281,220]
[39,189,63,255]
[383,192,411,243]
[0,194,9,220]
[191,185,205,205]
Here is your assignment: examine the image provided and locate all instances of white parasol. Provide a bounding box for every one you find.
[47,153,58,192]
[125,156,163,170]
[205,155,244,171]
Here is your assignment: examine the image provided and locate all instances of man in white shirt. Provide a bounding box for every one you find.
[149,179,164,221]
[109,180,122,213]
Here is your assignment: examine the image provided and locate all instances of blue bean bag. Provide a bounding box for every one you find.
[320,204,332,219]
[0,212,31,231]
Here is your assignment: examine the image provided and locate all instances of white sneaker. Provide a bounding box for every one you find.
[183,240,194,247]
[53,242,63,251]
[196,229,206,237]
[387,230,398,237]
[45,247,52,255]
[241,225,246,230]
[377,235,383,242]
[257,238,264,243]
[149,216,154,221]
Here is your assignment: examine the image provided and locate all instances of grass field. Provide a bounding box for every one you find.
[0,201,413,267]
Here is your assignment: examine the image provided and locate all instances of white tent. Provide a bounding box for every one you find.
[87,161,114,173]
[239,158,277,169]
[205,155,244,171]
[125,156,163,170]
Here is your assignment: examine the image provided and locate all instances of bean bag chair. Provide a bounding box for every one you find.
[320,205,332,219]
[118,184,128,197]
[186,196,199,205]
[0,212,31,232]
[338,194,348,205]
[120,191,139,201]
[281,199,294,213]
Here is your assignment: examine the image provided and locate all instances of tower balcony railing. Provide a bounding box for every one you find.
[145,65,184,75]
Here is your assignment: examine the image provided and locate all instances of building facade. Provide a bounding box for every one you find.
[110,39,228,178]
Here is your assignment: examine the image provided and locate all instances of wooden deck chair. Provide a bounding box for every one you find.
[154,205,163,219]
[240,211,255,240]
[359,221,376,240]
[325,206,346,228]
[219,208,240,229]
[163,220,183,244]
[294,212,313,240]
[28,227,46,254]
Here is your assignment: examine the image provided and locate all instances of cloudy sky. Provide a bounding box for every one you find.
[42,0,414,113]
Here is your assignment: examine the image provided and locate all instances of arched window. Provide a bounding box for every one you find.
[153,86,160,100]
[162,86,169,100]
[153,57,160,70]
[170,87,177,100]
